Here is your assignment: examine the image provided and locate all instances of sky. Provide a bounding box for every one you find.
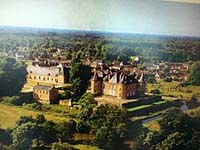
[0,0,200,36]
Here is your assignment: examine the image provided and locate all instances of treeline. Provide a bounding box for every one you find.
[0,27,200,63]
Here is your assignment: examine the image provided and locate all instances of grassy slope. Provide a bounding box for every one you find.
[0,104,70,129]
[147,81,200,101]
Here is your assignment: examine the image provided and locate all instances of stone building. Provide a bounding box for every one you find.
[91,70,145,99]
[27,65,69,84]
[33,85,58,104]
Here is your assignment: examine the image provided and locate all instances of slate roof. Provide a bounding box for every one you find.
[33,85,54,91]
[27,65,69,77]
[104,71,138,84]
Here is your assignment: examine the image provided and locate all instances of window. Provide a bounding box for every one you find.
[110,85,115,96]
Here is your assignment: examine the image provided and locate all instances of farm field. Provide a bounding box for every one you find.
[147,81,200,101]
[0,104,71,129]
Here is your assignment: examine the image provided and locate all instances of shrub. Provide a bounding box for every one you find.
[0,93,33,106]
[150,89,160,94]
[147,76,156,84]
[178,82,189,87]
[163,77,172,82]
[62,90,72,99]
[0,96,19,105]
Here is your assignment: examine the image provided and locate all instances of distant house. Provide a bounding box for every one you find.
[165,63,189,81]
[142,62,159,71]
[27,65,69,84]
[33,58,59,67]
[33,85,58,104]
[15,52,26,60]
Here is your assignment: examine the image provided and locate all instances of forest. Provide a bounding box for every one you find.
[0,26,200,63]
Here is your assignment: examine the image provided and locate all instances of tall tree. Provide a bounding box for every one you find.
[70,61,91,101]
[0,57,26,96]
[188,61,200,85]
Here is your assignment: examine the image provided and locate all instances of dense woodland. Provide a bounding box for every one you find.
[0,26,200,63]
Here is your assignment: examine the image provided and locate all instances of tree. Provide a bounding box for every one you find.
[56,122,73,142]
[70,62,91,101]
[147,76,156,84]
[12,122,36,150]
[78,93,97,110]
[94,125,124,150]
[0,57,26,96]
[157,132,185,150]
[158,108,191,135]
[41,121,57,144]
[138,107,199,150]
[188,61,200,85]
[84,104,128,149]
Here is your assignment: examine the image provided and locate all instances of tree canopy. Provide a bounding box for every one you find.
[138,107,200,150]
[0,57,26,96]
[70,61,91,101]
[188,61,200,85]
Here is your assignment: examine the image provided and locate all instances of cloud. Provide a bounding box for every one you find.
[160,0,200,4]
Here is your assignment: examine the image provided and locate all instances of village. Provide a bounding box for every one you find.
[16,48,188,107]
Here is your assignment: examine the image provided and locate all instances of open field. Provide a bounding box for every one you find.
[73,144,101,150]
[147,81,200,101]
[0,104,71,129]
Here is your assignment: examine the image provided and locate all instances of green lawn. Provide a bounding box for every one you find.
[0,104,70,129]
[147,81,200,101]
[143,119,160,132]
[127,104,152,112]
[73,144,101,150]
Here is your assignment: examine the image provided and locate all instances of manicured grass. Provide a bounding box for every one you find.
[73,144,101,150]
[0,104,70,129]
[127,104,152,112]
[130,111,162,122]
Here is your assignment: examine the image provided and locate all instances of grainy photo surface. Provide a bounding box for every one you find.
[0,0,199,150]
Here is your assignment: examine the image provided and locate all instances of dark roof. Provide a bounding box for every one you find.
[106,71,138,84]
[27,65,69,77]
[33,85,54,91]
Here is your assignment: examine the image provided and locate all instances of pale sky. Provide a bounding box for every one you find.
[0,0,200,36]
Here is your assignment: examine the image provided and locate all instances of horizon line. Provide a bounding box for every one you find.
[0,25,200,38]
